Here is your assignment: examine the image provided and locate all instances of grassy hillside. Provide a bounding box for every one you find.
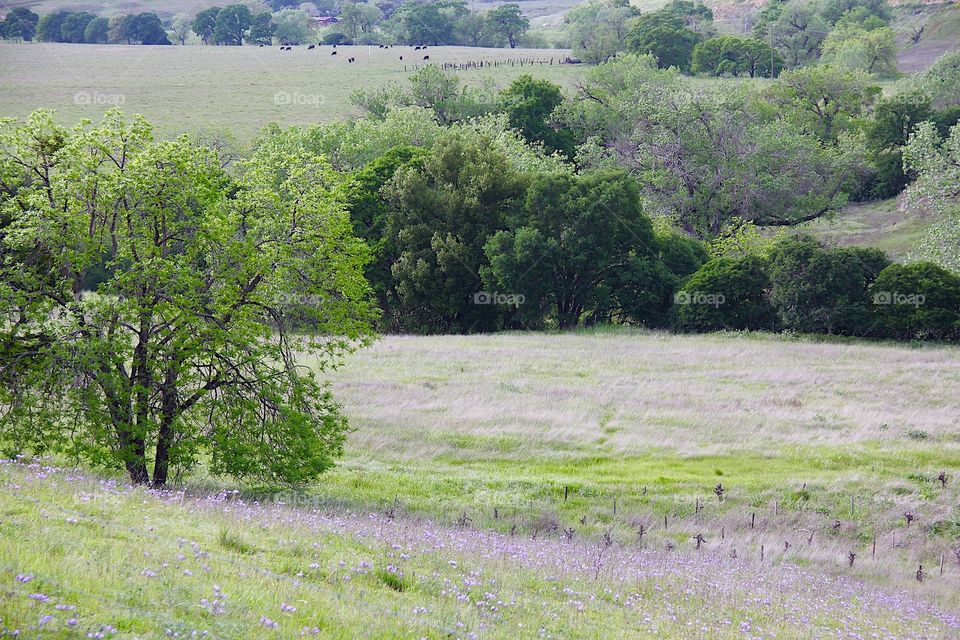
[3,330,960,637]
[785,197,933,259]
[0,42,581,142]
[894,2,960,73]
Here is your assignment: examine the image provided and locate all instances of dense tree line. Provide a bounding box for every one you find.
[565,0,899,78]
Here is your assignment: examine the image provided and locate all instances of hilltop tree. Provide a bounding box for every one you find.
[214,4,253,45]
[770,0,828,68]
[0,110,377,487]
[487,4,529,48]
[193,7,221,44]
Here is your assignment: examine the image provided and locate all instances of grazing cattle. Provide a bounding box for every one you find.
[308,44,315,50]
[423,55,429,60]
[259,44,264,47]
[414,45,421,50]
[331,51,337,55]
[399,55,403,60]
[333,44,337,48]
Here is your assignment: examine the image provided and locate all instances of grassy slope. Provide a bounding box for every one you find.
[0,42,582,142]
[5,460,959,639]
[786,197,933,259]
[894,2,960,74]
[3,330,960,637]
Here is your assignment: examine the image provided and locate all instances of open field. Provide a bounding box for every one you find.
[5,330,959,637]
[0,42,583,142]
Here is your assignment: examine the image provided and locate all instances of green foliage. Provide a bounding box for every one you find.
[709,217,781,259]
[672,257,777,332]
[273,8,312,45]
[820,23,897,76]
[1,8,39,41]
[911,51,960,112]
[483,170,662,328]
[83,17,110,44]
[769,64,881,143]
[498,75,574,159]
[902,121,960,273]
[59,11,96,43]
[193,7,221,44]
[692,35,783,78]
[339,3,384,41]
[767,235,890,335]
[869,262,960,339]
[565,0,637,64]
[382,133,529,332]
[35,10,70,42]
[818,0,891,26]
[564,56,867,235]
[487,4,529,49]
[214,4,253,46]
[0,110,377,486]
[627,12,701,72]
[770,1,828,69]
[248,12,274,45]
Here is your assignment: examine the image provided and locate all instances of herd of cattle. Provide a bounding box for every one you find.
[265,42,431,61]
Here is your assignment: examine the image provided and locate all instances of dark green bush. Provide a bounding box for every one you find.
[768,235,889,335]
[869,262,960,340]
[673,256,777,332]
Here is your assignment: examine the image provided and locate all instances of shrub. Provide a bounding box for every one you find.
[672,256,777,332]
[869,262,960,340]
[768,235,889,335]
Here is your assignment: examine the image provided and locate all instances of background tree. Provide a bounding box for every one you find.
[273,8,312,45]
[171,13,194,45]
[818,0,891,26]
[770,0,828,68]
[863,91,932,198]
[59,11,96,43]
[193,6,221,44]
[565,0,637,64]
[0,110,377,486]
[672,256,778,332]
[902,121,960,273]
[249,12,275,44]
[125,13,171,45]
[869,263,960,339]
[692,35,783,77]
[215,4,253,45]
[1,8,40,41]
[340,3,384,40]
[36,10,71,42]
[487,4,529,48]
[627,11,701,72]
[84,16,110,44]
[820,22,897,76]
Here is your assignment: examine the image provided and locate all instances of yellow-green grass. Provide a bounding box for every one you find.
[788,197,933,259]
[0,42,582,142]
[3,460,959,639]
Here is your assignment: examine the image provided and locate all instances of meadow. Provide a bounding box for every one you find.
[3,330,960,637]
[0,42,584,141]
